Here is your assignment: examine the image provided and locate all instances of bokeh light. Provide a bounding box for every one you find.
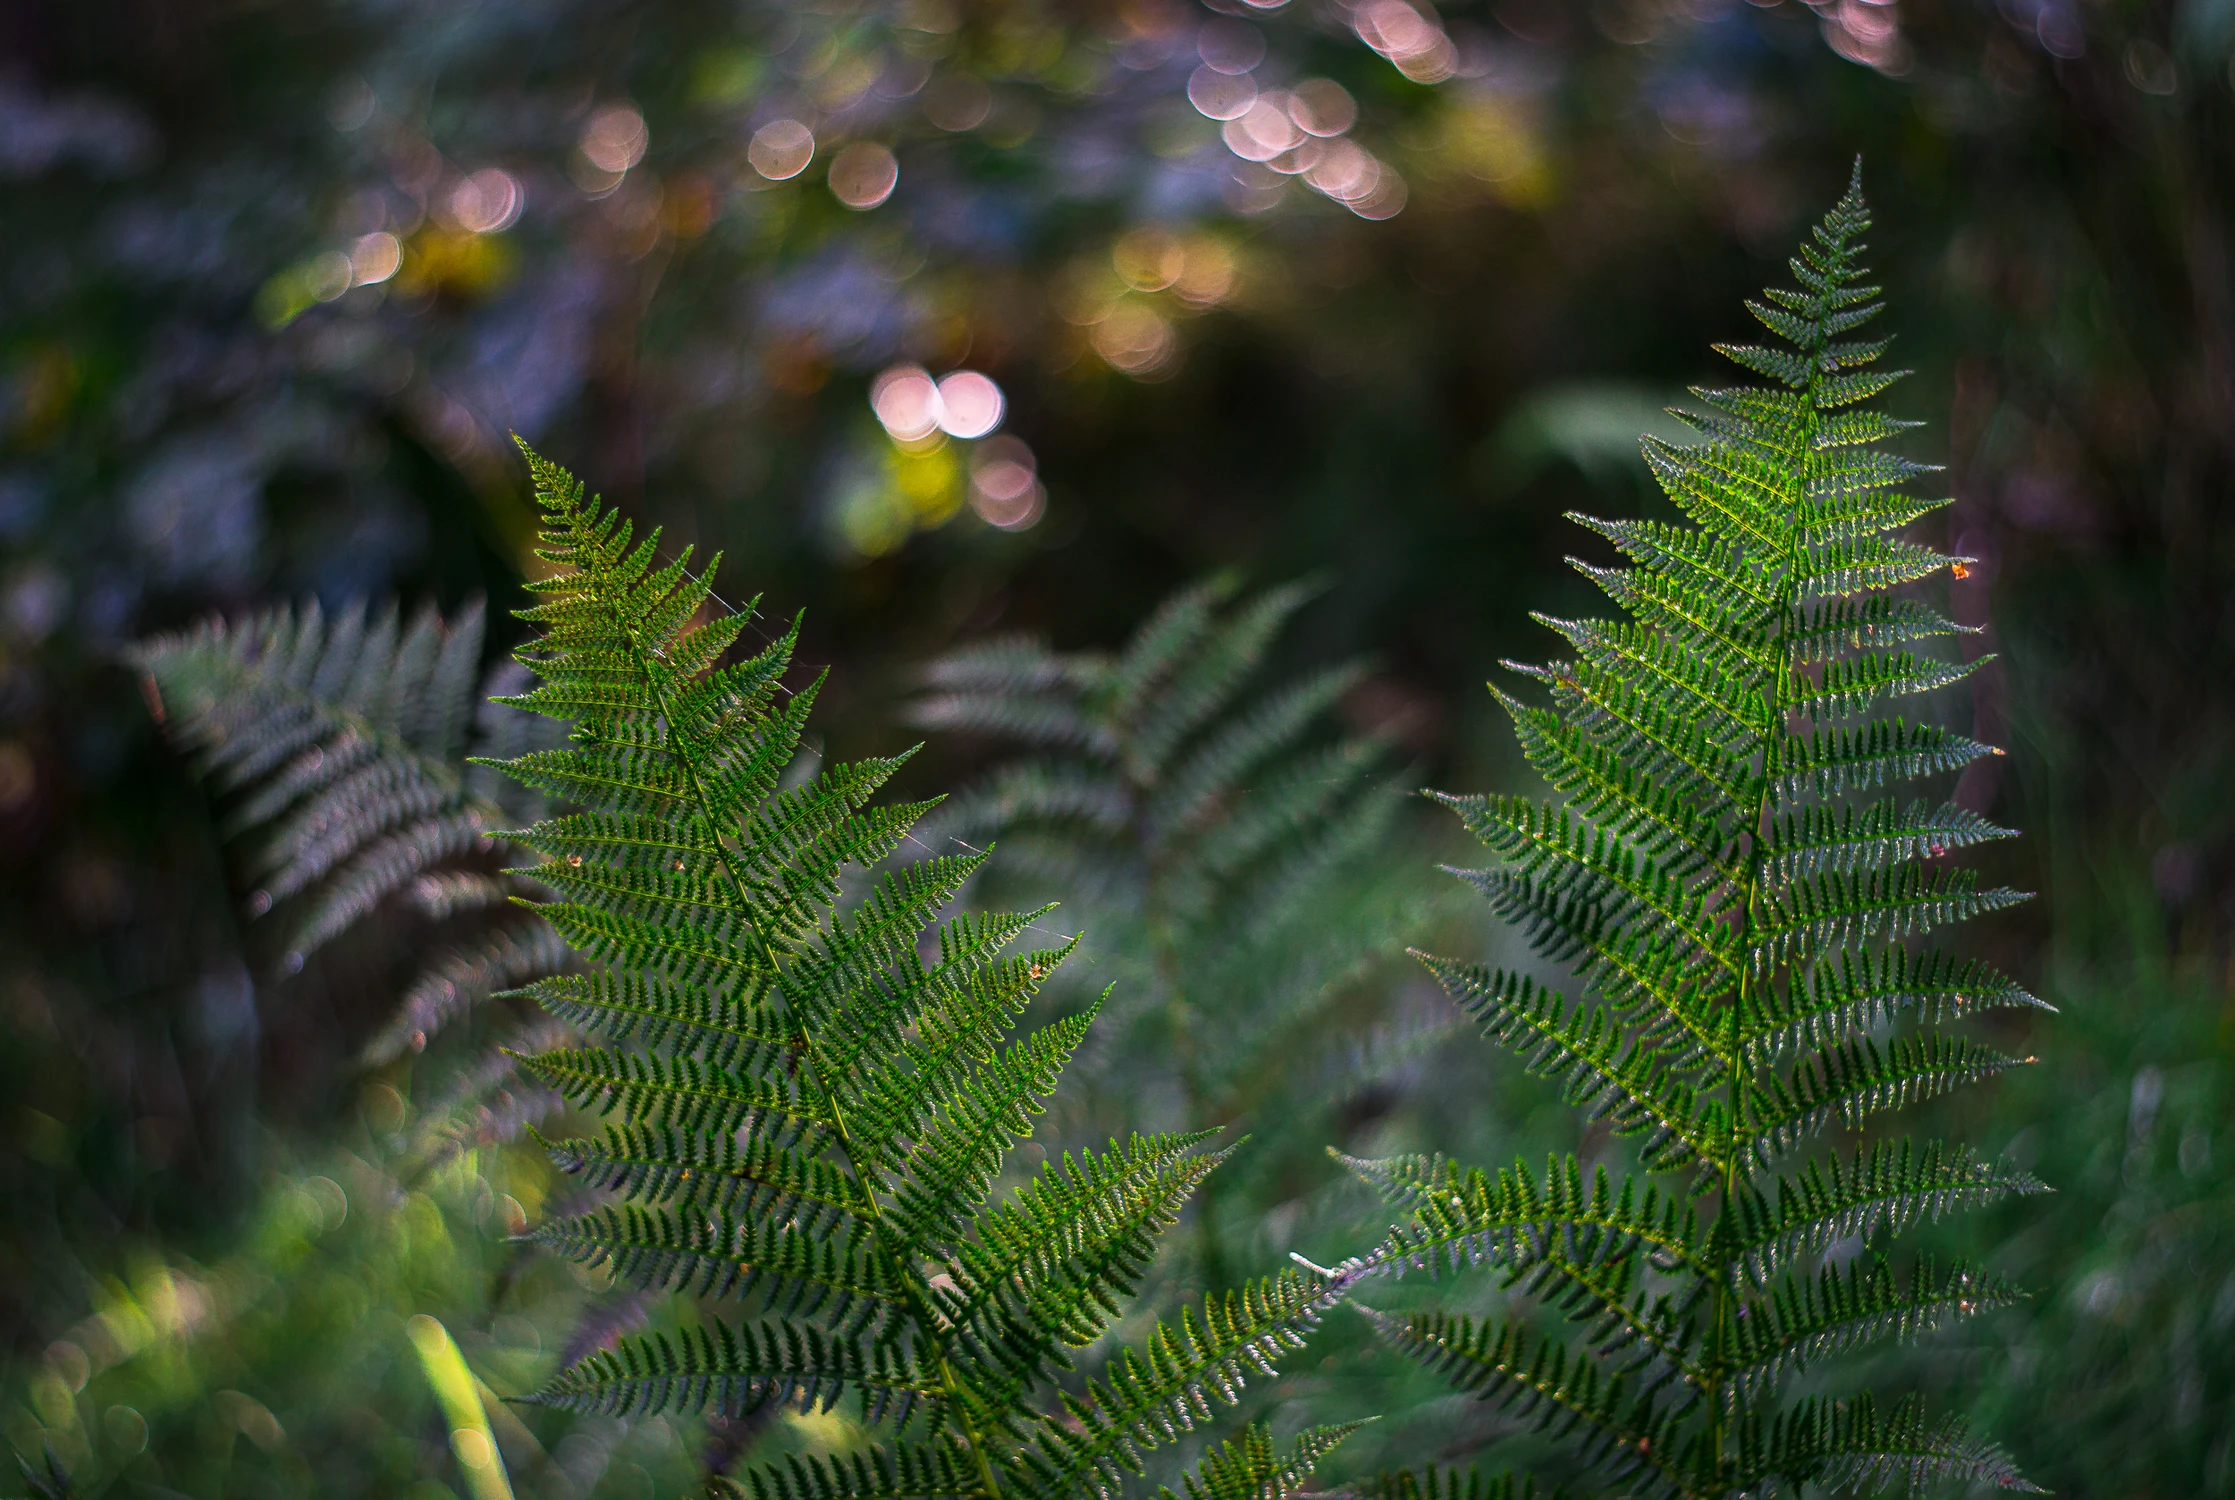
[1172,239,1236,307]
[1113,229,1184,293]
[579,104,649,175]
[1090,304,1176,377]
[828,142,898,209]
[870,365,942,442]
[1223,98,1301,163]
[933,371,1003,439]
[923,74,992,131]
[1301,139,1405,219]
[1288,79,1356,137]
[1187,67,1258,122]
[1197,19,1267,74]
[347,231,401,285]
[969,436,1043,531]
[748,119,815,180]
[1351,0,1457,83]
[307,252,354,303]
[447,168,521,234]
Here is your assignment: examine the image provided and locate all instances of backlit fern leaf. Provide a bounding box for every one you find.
[912,576,1438,1292]
[130,596,574,1144]
[492,444,1361,1499]
[1152,1420,1368,1500]
[1330,168,2047,1497]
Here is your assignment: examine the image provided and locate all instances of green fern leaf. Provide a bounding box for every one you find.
[1331,167,2044,1496]
[1359,1310,1687,1498]
[1155,1421,1370,1500]
[131,595,576,1147]
[492,445,1361,1498]
[1756,1392,2041,1493]
[1007,1273,1359,1498]
[714,1439,982,1500]
[911,572,1436,1320]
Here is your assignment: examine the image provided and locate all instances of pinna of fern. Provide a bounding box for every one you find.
[488,441,1365,1499]
[910,576,1438,1294]
[129,596,573,1077]
[1328,168,2049,1498]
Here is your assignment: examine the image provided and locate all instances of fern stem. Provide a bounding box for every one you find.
[1707,323,1820,1492]
[586,544,1009,1499]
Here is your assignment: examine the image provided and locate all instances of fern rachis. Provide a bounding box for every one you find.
[490,444,1366,1498]
[1334,170,2049,1498]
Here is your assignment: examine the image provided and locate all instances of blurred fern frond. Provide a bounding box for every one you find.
[912,575,1441,1293]
[131,593,572,1140]
[1330,170,2048,1498]
[489,443,1364,1498]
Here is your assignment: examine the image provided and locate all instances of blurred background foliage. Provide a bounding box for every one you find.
[2,0,2233,1492]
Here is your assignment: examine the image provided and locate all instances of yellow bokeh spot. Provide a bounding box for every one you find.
[836,431,974,558]
[886,436,963,524]
[395,227,518,301]
[1113,228,1184,292]
[1439,97,1552,207]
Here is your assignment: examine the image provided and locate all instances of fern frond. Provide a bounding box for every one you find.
[133,596,574,1136]
[1758,799,2011,883]
[912,571,1429,1321]
[1724,1258,2023,1402]
[368,919,573,1064]
[529,1319,933,1422]
[1741,1032,2025,1162]
[492,445,1355,1497]
[1724,1141,2047,1283]
[1740,945,2046,1066]
[1410,956,1720,1171]
[532,1203,906,1322]
[1359,1311,1685,1499]
[1338,1151,1707,1283]
[944,1132,1229,1376]
[135,598,502,961]
[915,638,1116,755]
[1755,1393,2042,1493]
[1155,1421,1367,1500]
[1008,1267,1364,1499]
[539,1120,869,1226]
[715,1440,983,1500]
[1331,168,2040,1495]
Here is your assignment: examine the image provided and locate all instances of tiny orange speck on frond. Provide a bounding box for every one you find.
[1950,560,1972,579]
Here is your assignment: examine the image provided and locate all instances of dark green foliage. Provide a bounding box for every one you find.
[912,576,1435,1290]
[129,597,572,1143]
[1354,1467,1558,1500]
[1337,173,2047,1497]
[489,444,1361,1497]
